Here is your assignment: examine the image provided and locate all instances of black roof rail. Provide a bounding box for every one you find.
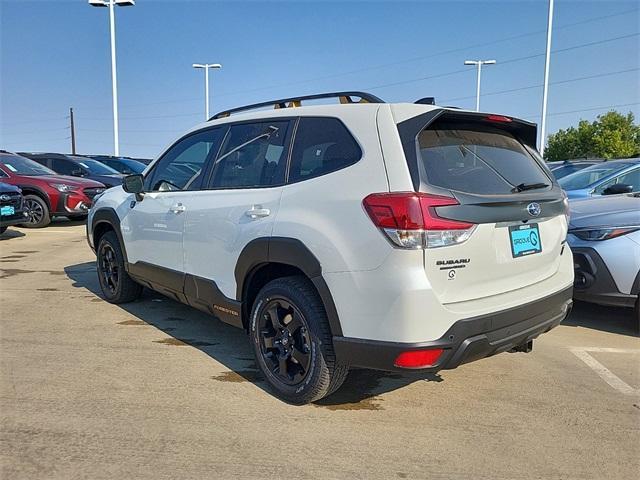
[210,91,384,120]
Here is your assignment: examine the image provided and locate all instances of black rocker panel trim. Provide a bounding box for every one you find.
[90,208,127,261]
[184,274,243,328]
[235,237,343,336]
[127,261,242,328]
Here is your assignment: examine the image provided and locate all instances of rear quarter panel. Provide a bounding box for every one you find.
[273,107,392,273]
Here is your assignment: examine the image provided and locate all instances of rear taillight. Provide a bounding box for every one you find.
[394,348,444,368]
[363,192,476,249]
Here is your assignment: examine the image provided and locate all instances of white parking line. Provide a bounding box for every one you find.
[570,347,639,396]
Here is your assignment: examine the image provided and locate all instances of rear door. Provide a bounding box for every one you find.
[182,119,293,299]
[399,111,567,304]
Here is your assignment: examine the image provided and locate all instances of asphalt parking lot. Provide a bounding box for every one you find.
[1,221,639,480]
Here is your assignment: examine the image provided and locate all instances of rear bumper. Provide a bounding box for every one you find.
[333,286,573,372]
[572,247,636,308]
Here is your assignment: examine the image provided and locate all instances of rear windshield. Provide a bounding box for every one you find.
[417,125,550,194]
[558,163,630,190]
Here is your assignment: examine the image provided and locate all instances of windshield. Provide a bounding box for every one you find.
[558,163,629,190]
[0,154,57,176]
[70,157,120,175]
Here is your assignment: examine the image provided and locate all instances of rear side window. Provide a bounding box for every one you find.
[52,158,77,175]
[417,126,550,194]
[209,120,290,189]
[289,117,361,182]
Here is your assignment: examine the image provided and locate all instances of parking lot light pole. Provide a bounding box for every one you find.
[464,59,496,112]
[539,0,555,157]
[192,63,222,120]
[88,0,135,156]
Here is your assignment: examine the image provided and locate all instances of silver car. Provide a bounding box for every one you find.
[568,193,640,330]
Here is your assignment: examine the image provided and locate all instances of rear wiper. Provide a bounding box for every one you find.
[511,182,549,193]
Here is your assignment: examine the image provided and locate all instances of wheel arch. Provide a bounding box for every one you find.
[236,237,343,336]
[91,208,128,263]
[17,185,51,210]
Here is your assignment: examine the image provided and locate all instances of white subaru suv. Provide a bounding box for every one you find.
[87,91,574,404]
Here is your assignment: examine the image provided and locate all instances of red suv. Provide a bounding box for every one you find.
[0,151,106,228]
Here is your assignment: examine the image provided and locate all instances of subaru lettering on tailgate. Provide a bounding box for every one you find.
[509,223,542,258]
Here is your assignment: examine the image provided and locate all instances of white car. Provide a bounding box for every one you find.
[87,91,574,404]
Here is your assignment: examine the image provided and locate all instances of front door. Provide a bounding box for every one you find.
[121,128,225,276]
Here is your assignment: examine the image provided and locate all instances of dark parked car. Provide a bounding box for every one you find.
[546,159,603,180]
[86,156,146,175]
[0,182,29,234]
[0,152,105,228]
[19,152,124,188]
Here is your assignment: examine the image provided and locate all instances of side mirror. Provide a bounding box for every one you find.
[71,169,84,177]
[602,183,633,195]
[122,174,144,200]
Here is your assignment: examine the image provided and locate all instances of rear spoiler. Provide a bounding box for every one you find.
[396,108,538,191]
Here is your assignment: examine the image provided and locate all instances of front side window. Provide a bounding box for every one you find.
[615,167,640,191]
[209,120,290,189]
[289,117,361,182]
[417,125,550,194]
[559,163,629,190]
[145,128,224,191]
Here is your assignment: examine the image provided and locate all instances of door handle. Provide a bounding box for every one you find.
[169,203,186,214]
[245,206,271,219]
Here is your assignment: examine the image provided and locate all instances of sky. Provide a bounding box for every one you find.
[1,0,638,158]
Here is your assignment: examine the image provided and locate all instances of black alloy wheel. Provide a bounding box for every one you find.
[96,231,142,303]
[250,276,348,404]
[257,298,312,385]
[99,243,119,296]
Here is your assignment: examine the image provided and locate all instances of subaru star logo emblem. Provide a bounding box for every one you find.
[0,195,10,202]
[527,202,541,217]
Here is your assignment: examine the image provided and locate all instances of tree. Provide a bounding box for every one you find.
[544,111,640,161]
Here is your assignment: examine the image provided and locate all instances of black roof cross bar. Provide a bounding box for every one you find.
[210,91,385,120]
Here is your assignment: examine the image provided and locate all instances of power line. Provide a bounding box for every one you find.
[24,7,639,114]
[524,102,640,119]
[441,67,640,103]
[364,31,639,91]
[201,7,640,99]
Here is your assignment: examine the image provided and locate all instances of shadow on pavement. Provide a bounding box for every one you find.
[563,300,638,337]
[65,261,440,408]
[0,228,26,240]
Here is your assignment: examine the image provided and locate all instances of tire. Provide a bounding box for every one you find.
[96,231,142,304]
[20,194,51,228]
[0,226,7,234]
[249,276,348,404]
[634,296,640,335]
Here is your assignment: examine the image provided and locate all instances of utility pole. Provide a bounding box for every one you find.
[69,107,77,154]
